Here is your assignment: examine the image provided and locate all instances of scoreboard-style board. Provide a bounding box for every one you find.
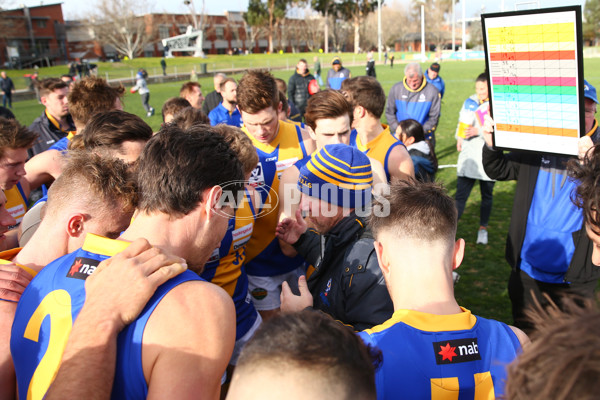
[482,6,584,156]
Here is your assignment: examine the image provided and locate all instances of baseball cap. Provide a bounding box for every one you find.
[430,63,440,73]
[584,80,598,104]
[332,57,341,65]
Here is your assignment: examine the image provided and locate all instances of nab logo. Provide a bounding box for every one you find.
[433,338,481,365]
[66,257,101,281]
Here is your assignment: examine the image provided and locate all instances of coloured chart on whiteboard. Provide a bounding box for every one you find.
[484,9,582,156]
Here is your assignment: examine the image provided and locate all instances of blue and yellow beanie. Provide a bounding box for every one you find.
[298,144,373,209]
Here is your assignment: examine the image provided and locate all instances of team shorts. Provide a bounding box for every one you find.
[247,266,305,311]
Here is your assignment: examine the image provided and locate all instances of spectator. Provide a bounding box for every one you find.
[481,80,600,334]
[27,78,75,156]
[179,81,205,109]
[0,71,15,109]
[208,78,242,127]
[359,180,528,399]
[385,62,441,146]
[202,73,226,115]
[398,119,436,182]
[277,144,393,330]
[326,56,351,89]
[130,68,154,117]
[313,55,323,86]
[389,53,394,68]
[366,50,376,78]
[425,62,445,98]
[287,59,315,117]
[160,58,167,76]
[455,73,494,245]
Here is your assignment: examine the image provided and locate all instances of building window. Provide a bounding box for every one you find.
[178,25,188,34]
[159,25,170,39]
[216,27,224,40]
[37,20,47,28]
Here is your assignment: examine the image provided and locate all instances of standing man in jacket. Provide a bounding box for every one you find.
[327,57,351,89]
[482,80,600,334]
[28,78,75,156]
[385,62,441,146]
[0,72,15,109]
[287,59,315,118]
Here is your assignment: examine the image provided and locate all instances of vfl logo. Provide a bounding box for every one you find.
[66,257,101,280]
[249,163,266,187]
[433,338,481,364]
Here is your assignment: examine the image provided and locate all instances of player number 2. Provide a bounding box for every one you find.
[23,290,73,400]
[430,371,494,399]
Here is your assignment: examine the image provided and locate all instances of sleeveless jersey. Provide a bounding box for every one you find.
[10,233,201,400]
[201,187,258,339]
[242,120,309,277]
[350,126,404,182]
[358,308,521,400]
[5,181,28,226]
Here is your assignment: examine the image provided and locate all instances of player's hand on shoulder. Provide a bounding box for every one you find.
[0,263,32,302]
[84,238,187,331]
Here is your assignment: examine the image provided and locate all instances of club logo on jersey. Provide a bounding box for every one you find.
[249,162,266,187]
[251,287,268,300]
[433,338,481,364]
[66,257,100,280]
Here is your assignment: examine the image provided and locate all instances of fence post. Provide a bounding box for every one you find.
[105,72,109,82]
[130,70,134,84]
[174,66,177,77]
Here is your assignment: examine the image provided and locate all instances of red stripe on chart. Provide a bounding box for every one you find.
[489,50,575,61]
[492,76,576,86]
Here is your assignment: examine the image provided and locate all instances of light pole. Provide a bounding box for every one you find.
[452,0,455,53]
[183,0,198,29]
[421,3,426,62]
[377,0,382,61]
[461,0,466,61]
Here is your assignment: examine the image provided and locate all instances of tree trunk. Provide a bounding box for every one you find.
[268,0,274,53]
[324,8,329,53]
[354,14,360,53]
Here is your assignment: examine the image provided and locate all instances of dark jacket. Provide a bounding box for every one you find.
[201,90,223,116]
[287,70,314,116]
[0,77,14,93]
[293,212,393,330]
[28,111,74,158]
[482,145,600,284]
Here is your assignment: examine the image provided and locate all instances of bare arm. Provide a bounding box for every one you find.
[509,325,530,348]
[45,239,188,400]
[388,145,415,182]
[143,281,235,400]
[24,150,64,191]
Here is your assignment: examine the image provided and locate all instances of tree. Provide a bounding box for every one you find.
[584,0,600,46]
[87,0,156,60]
[244,0,269,52]
[337,0,380,53]
[312,0,336,53]
[410,0,453,51]
[362,1,414,50]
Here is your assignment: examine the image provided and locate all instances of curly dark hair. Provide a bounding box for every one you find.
[568,144,600,232]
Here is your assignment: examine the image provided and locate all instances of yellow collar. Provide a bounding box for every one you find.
[366,307,477,334]
[403,76,427,93]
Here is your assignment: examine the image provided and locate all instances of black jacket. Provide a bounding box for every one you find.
[293,212,393,330]
[0,77,14,93]
[28,111,74,157]
[287,70,314,116]
[201,90,222,116]
[482,144,600,284]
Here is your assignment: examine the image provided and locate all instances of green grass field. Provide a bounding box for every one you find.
[6,55,600,324]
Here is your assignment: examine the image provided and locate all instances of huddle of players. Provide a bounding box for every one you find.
[0,69,596,400]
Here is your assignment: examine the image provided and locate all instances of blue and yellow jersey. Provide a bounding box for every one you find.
[201,188,258,339]
[208,103,243,127]
[358,308,521,400]
[287,119,305,129]
[10,233,201,400]
[48,131,75,152]
[5,181,28,226]
[350,125,404,182]
[242,120,309,277]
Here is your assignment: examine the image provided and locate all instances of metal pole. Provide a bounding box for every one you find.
[377,0,382,61]
[452,0,455,53]
[461,0,466,61]
[421,4,426,62]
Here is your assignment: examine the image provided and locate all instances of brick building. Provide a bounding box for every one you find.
[0,3,68,67]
